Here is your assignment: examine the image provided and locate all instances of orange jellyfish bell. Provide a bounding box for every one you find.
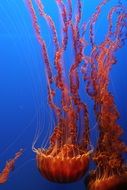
[35,144,91,183]
[86,172,127,190]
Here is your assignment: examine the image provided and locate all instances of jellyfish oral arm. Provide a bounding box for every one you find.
[0,149,23,184]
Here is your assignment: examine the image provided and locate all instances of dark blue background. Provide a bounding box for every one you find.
[0,0,127,190]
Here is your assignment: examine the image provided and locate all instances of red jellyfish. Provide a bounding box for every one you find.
[27,0,93,183]
[85,3,127,190]
[0,149,23,184]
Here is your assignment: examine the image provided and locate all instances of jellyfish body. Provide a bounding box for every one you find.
[36,144,89,183]
[86,173,127,190]
[27,0,91,183]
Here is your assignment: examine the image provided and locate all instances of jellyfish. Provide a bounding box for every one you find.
[27,0,92,183]
[26,0,127,187]
[85,3,127,190]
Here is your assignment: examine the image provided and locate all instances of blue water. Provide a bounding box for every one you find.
[0,0,127,190]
